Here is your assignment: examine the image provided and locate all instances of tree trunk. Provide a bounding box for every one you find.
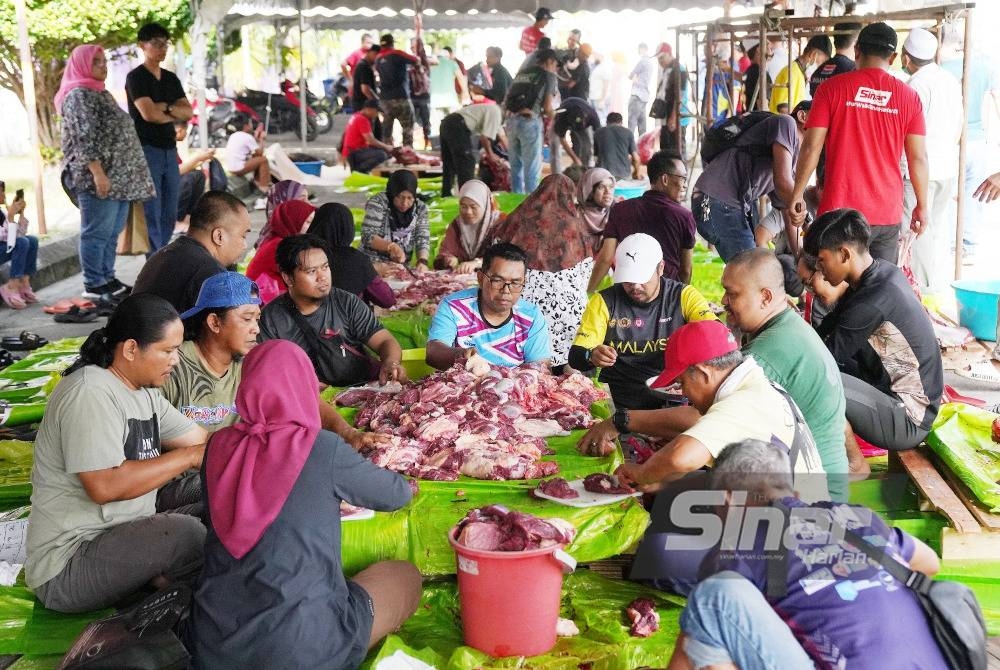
[0,50,65,159]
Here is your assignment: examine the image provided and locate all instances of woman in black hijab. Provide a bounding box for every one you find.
[360,170,431,273]
[308,203,396,308]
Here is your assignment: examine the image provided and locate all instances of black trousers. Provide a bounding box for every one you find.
[348,147,390,174]
[440,113,476,198]
[177,170,205,222]
[660,124,686,158]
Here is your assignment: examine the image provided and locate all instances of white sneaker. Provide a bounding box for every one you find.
[253,197,267,211]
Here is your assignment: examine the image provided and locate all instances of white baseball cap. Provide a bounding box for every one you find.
[613,233,663,284]
[903,28,938,61]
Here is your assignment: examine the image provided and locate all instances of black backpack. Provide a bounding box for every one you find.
[700,111,774,166]
[503,67,548,114]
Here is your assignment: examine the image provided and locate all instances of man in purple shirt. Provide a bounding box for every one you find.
[667,438,948,669]
[588,151,695,292]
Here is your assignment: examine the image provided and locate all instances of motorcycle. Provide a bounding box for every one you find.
[188,96,260,148]
[236,85,318,141]
[281,79,336,135]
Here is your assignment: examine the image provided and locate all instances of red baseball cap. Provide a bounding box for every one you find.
[655,42,673,57]
[651,321,738,389]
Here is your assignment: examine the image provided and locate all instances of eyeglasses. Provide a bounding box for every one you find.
[802,269,818,290]
[666,172,688,183]
[481,273,525,293]
[145,39,171,49]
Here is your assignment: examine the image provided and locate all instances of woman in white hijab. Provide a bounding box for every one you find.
[434,179,505,272]
[577,168,616,255]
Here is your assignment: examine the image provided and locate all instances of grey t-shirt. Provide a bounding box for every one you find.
[594,125,638,180]
[26,366,194,588]
[694,114,799,208]
[258,289,386,386]
[161,341,242,433]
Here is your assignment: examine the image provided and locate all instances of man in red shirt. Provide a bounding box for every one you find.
[791,22,929,264]
[342,100,395,173]
[520,8,552,55]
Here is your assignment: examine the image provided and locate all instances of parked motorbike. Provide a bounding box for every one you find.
[236,86,318,141]
[281,79,336,135]
[188,96,260,148]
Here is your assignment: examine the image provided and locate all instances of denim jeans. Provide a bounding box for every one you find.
[693,192,757,263]
[141,145,180,253]
[0,235,38,278]
[680,571,813,669]
[77,192,129,290]
[506,115,543,194]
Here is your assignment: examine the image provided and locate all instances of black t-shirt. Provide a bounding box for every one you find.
[817,260,943,431]
[352,59,377,110]
[809,54,856,97]
[125,65,186,149]
[375,51,413,100]
[133,235,225,314]
[743,64,772,110]
[553,97,600,136]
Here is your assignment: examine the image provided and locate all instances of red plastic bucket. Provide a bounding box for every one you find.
[449,527,575,657]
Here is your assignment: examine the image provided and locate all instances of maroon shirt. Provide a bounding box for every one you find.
[603,191,696,280]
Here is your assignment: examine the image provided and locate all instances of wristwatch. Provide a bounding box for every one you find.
[612,408,630,434]
[584,348,592,364]
[165,103,174,117]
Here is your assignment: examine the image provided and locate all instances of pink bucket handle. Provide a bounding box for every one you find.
[553,549,576,574]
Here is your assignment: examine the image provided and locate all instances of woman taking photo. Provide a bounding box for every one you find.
[57,44,155,300]
[0,181,40,309]
[307,203,395,309]
[361,171,430,273]
[187,340,421,669]
[577,168,615,255]
[434,179,504,272]
[26,294,207,613]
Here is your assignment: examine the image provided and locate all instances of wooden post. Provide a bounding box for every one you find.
[298,0,308,150]
[955,10,972,279]
[758,18,769,111]
[13,0,46,235]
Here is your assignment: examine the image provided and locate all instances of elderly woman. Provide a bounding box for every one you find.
[253,180,309,248]
[246,200,316,303]
[57,44,155,300]
[308,203,395,308]
[577,167,615,255]
[361,171,430,273]
[186,340,421,670]
[434,179,504,272]
[493,174,593,367]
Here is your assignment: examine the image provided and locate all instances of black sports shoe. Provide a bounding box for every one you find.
[82,284,110,301]
[105,278,132,297]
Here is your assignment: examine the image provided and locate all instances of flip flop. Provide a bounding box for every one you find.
[69,298,97,310]
[955,361,1000,387]
[1,331,49,351]
[942,384,986,408]
[42,299,75,315]
[53,306,98,324]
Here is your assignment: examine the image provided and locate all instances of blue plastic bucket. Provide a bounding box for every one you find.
[294,160,323,176]
[952,279,1000,341]
[614,179,648,200]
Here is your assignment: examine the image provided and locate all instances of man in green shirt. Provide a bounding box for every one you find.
[721,248,854,499]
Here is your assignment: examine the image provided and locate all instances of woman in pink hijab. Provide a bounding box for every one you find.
[186,340,421,670]
[58,44,154,299]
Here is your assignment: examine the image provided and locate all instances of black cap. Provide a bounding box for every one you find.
[535,7,553,20]
[805,35,832,57]
[857,22,898,51]
[362,99,381,110]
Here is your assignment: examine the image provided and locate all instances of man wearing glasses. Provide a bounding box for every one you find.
[426,242,551,370]
[126,23,193,254]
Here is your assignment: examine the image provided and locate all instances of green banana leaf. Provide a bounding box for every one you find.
[926,403,1000,513]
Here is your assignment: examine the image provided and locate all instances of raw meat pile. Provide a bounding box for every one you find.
[583,473,635,495]
[993,418,1000,444]
[625,597,660,638]
[389,270,476,312]
[336,363,608,481]
[536,477,579,499]
[454,505,576,551]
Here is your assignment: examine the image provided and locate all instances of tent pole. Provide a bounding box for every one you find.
[218,20,226,94]
[13,0,46,235]
[954,10,972,279]
[676,29,683,155]
[299,0,308,151]
[758,18,768,111]
[192,0,209,150]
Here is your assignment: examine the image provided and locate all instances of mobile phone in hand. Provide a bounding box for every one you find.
[14,189,24,202]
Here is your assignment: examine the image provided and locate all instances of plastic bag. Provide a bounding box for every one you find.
[927,404,1000,512]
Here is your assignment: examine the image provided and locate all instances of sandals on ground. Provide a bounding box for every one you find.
[1,331,49,351]
[52,307,98,324]
[955,361,1000,387]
